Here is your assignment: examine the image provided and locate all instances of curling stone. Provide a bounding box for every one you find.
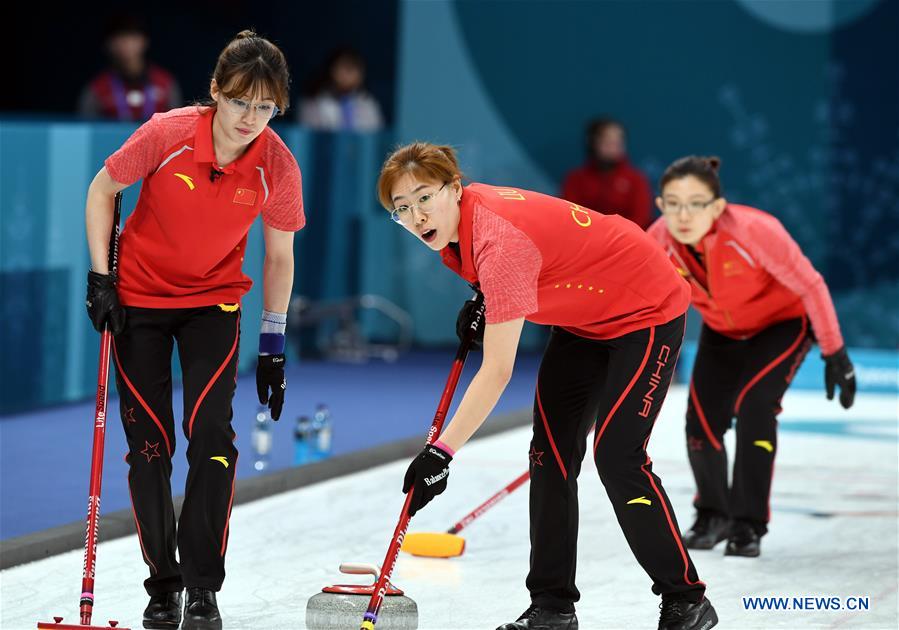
[306,562,418,630]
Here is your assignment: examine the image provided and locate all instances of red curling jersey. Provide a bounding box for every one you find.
[104,106,305,308]
[440,183,690,339]
[647,204,843,354]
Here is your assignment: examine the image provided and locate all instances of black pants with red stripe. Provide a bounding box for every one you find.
[686,316,812,534]
[112,305,241,596]
[527,314,704,611]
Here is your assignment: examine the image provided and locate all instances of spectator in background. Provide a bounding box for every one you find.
[561,117,653,229]
[299,47,383,131]
[78,14,181,121]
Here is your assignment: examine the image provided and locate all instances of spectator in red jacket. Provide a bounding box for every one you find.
[78,13,182,121]
[561,117,653,228]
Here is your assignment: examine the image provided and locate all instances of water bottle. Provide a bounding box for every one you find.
[252,406,272,471]
[294,415,313,465]
[313,404,332,460]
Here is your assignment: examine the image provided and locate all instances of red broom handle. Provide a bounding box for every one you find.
[447,470,530,535]
[361,292,484,629]
[79,192,122,626]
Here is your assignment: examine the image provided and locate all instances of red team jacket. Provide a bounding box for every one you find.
[441,183,690,339]
[647,205,843,355]
[561,159,653,229]
[105,106,305,308]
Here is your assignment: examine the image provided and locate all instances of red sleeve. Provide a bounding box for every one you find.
[104,112,180,185]
[472,205,541,323]
[744,213,844,354]
[261,138,305,232]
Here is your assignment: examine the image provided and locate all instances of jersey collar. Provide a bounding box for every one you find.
[194,107,268,175]
[440,185,478,283]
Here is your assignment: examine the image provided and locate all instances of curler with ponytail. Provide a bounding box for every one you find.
[208,29,291,114]
[659,155,723,197]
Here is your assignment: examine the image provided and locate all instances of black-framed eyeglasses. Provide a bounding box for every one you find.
[661,198,717,216]
[224,97,281,120]
[390,183,448,224]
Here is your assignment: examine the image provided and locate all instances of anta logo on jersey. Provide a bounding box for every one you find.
[174,173,195,190]
[233,188,257,205]
[639,345,672,418]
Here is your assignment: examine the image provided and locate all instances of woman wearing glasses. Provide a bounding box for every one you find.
[380,142,718,630]
[647,156,855,559]
[83,30,303,629]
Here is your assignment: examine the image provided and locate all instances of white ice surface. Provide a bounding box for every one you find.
[2,386,897,629]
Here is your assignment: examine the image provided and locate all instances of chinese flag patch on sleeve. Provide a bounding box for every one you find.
[233,188,257,205]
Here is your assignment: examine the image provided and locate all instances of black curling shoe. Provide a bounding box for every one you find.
[182,587,222,630]
[496,605,578,630]
[724,520,761,557]
[658,596,718,630]
[142,591,182,629]
[682,511,731,550]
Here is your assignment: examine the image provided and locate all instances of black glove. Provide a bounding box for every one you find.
[823,347,855,409]
[85,270,126,335]
[402,444,453,516]
[456,296,486,348]
[256,354,286,420]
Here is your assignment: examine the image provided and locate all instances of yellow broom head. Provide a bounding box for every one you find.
[401,532,466,558]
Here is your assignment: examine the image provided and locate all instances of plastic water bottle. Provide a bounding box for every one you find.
[313,404,332,460]
[252,406,272,471]
[294,415,312,465]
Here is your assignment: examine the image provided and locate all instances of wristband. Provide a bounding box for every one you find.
[433,440,456,457]
[259,310,287,355]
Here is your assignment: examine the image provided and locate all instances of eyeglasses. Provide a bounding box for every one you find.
[223,97,281,120]
[390,183,448,224]
[661,198,717,216]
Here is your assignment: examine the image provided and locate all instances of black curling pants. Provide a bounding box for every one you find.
[112,304,241,596]
[685,316,812,534]
[527,315,705,611]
